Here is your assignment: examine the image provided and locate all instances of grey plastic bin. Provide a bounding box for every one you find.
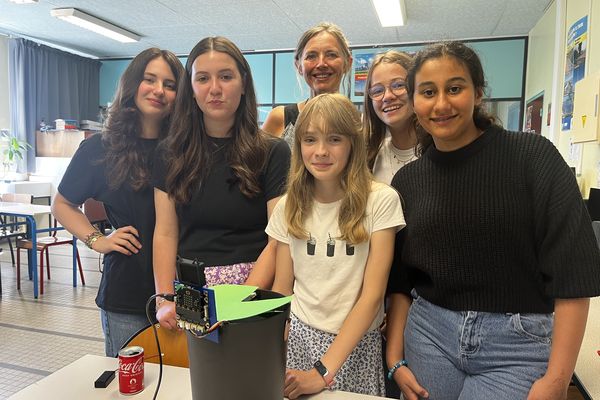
[186,289,290,400]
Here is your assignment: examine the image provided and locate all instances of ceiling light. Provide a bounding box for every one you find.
[50,8,140,43]
[8,0,39,3]
[372,0,407,27]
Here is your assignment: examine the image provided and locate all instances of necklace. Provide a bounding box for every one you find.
[212,142,228,153]
[208,137,230,154]
[387,142,416,180]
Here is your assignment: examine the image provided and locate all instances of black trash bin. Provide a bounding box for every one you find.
[186,289,290,400]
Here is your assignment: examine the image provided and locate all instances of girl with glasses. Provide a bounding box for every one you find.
[363,50,417,184]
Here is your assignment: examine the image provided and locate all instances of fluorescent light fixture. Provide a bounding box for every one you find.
[50,8,140,43]
[372,0,407,27]
[8,0,39,3]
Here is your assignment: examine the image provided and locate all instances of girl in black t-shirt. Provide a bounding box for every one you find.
[52,48,184,357]
[152,37,289,330]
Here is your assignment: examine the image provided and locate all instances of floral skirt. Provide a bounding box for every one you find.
[203,262,254,286]
[286,313,385,396]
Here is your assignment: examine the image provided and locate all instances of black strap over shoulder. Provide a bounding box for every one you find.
[283,103,300,128]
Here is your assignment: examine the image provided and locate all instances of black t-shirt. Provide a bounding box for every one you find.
[153,136,290,266]
[58,133,158,315]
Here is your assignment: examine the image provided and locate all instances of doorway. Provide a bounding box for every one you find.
[525,93,544,134]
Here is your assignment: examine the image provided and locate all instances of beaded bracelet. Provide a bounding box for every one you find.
[387,359,408,380]
[84,230,104,250]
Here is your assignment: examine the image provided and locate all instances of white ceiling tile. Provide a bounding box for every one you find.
[0,0,552,58]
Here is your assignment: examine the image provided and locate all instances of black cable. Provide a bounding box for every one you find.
[145,293,175,400]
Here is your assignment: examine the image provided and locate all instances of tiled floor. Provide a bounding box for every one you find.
[0,242,105,399]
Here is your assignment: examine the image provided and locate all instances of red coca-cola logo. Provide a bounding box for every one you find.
[120,358,144,374]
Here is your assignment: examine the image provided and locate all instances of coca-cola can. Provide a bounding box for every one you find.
[118,346,144,395]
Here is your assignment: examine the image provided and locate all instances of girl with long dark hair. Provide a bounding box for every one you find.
[386,41,600,400]
[152,37,290,329]
[53,48,184,356]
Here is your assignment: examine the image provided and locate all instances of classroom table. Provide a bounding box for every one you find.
[0,201,78,298]
[7,354,390,399]
[573,296,600,400]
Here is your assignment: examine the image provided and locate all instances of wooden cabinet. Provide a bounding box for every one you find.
[35,130,86,157]
[572,72,600,143]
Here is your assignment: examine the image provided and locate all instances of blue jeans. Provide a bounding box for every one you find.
[100,309,150,357]
[404,292,553,400]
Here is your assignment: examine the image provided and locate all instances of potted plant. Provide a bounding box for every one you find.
[0,129,32,181]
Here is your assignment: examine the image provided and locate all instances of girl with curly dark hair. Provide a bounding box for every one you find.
[52,47,184,356]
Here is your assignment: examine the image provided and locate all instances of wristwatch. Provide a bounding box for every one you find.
[313,360,333,388]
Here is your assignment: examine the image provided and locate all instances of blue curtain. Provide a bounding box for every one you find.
[8,38,100,172]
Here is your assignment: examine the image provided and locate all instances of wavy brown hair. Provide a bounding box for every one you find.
[102,48,183,191]
[164,37,271,204]
[362,50,417,170]
[286,93,371,244]
[406,41,497,155]
[294,22,353,97]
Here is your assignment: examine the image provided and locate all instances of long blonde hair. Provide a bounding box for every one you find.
[285,93,372,244]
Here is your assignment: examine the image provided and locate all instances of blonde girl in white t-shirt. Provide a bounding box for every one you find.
[267,93,405,398]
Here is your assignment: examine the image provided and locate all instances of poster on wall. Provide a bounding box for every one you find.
[569,141,583,175]
[562,15,588,131]
[354,53,374,96]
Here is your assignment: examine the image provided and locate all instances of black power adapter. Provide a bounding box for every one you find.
[94,370,116,388]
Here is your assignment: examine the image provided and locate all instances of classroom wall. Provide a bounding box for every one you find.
[574,0,600,193]
[99,38,527,117]
[0,36,10,131]
[524,3,556,139]
[526,0,600,195]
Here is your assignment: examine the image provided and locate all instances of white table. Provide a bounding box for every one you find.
[0,202,78,298]
[0,181,53,198]
[7,354,389,399]
[574,296,600,399]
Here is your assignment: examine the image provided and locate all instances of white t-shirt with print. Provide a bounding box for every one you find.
[266,181,405,334]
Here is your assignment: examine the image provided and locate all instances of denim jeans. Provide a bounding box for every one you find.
[404,292,553,400]
[100,309,150,357]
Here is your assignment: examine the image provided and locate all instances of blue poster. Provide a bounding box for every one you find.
[562,16,588,131]
[353,53,374,96]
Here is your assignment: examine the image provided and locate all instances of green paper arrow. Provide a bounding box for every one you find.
[211,284,292,322]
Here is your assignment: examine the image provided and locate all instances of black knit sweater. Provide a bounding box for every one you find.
[389,126,600,313]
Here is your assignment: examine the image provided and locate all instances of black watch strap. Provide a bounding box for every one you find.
[313,360,329,378]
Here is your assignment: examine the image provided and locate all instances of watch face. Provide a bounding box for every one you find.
[314,360,328,377]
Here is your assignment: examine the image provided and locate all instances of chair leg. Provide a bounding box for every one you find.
[76,249,85,286]
[45,248,51,280]
[7,238,15,266]
[16,248,20,290]
[39,250,44,295]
